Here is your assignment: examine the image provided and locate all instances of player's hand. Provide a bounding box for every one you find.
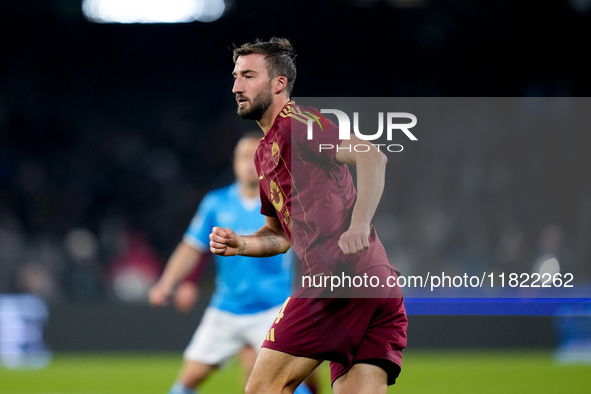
[209,226,243,256]
[338,224,370,255]
[148,282,171,307]
[174,281,199,313]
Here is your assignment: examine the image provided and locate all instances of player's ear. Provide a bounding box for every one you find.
[273,76,288,94]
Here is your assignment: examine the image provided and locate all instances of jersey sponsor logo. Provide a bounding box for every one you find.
[269,178,291,229]
[270,179,284,212]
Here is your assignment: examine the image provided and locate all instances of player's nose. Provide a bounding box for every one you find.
[232,78,243,94]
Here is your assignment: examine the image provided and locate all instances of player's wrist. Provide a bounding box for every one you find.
[238,236,247,255]
[348,220,371,233]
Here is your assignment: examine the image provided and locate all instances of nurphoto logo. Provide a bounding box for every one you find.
[305,108,418,153]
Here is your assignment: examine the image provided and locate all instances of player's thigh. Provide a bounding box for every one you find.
[184,307,244,365]
[332,362,388,394]
[246,348,322,394]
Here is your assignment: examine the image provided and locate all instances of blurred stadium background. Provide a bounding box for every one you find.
[1,0,591,392]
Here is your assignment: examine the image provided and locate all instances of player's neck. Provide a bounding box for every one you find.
[257,97,291,135]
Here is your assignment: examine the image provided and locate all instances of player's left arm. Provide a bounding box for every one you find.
[209,216,291,257]
[335,134,387,254]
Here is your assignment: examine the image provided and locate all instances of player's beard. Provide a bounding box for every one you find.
[237,83,273,121]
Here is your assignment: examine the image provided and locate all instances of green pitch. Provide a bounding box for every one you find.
[0,350,589,393]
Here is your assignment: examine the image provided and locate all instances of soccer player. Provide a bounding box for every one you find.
[149,132,313,394]
[209,38,408,393]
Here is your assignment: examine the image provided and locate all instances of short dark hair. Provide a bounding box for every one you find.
[233,37,297,96]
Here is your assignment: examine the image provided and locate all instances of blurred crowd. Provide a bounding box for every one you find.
[1,1,590,304]
[0,58,246,303]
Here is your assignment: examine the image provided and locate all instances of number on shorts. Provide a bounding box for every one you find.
[274,297,291,324]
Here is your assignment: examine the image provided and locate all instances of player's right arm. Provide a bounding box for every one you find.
[209,216,290,257]
[335,133,387,255]
[149,241,201,307]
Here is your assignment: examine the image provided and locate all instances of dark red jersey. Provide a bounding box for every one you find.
[255,101,397,278]
[257,105,406,386]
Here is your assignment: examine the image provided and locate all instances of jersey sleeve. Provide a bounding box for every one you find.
[183,192,217,251]
[259,182,278,217]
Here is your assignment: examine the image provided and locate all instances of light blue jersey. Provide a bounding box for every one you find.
[183,183,292,315]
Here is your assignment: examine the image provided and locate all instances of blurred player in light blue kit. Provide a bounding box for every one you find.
[149,132,315,394]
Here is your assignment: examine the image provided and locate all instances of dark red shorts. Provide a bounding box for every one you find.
[262,265,408,386]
